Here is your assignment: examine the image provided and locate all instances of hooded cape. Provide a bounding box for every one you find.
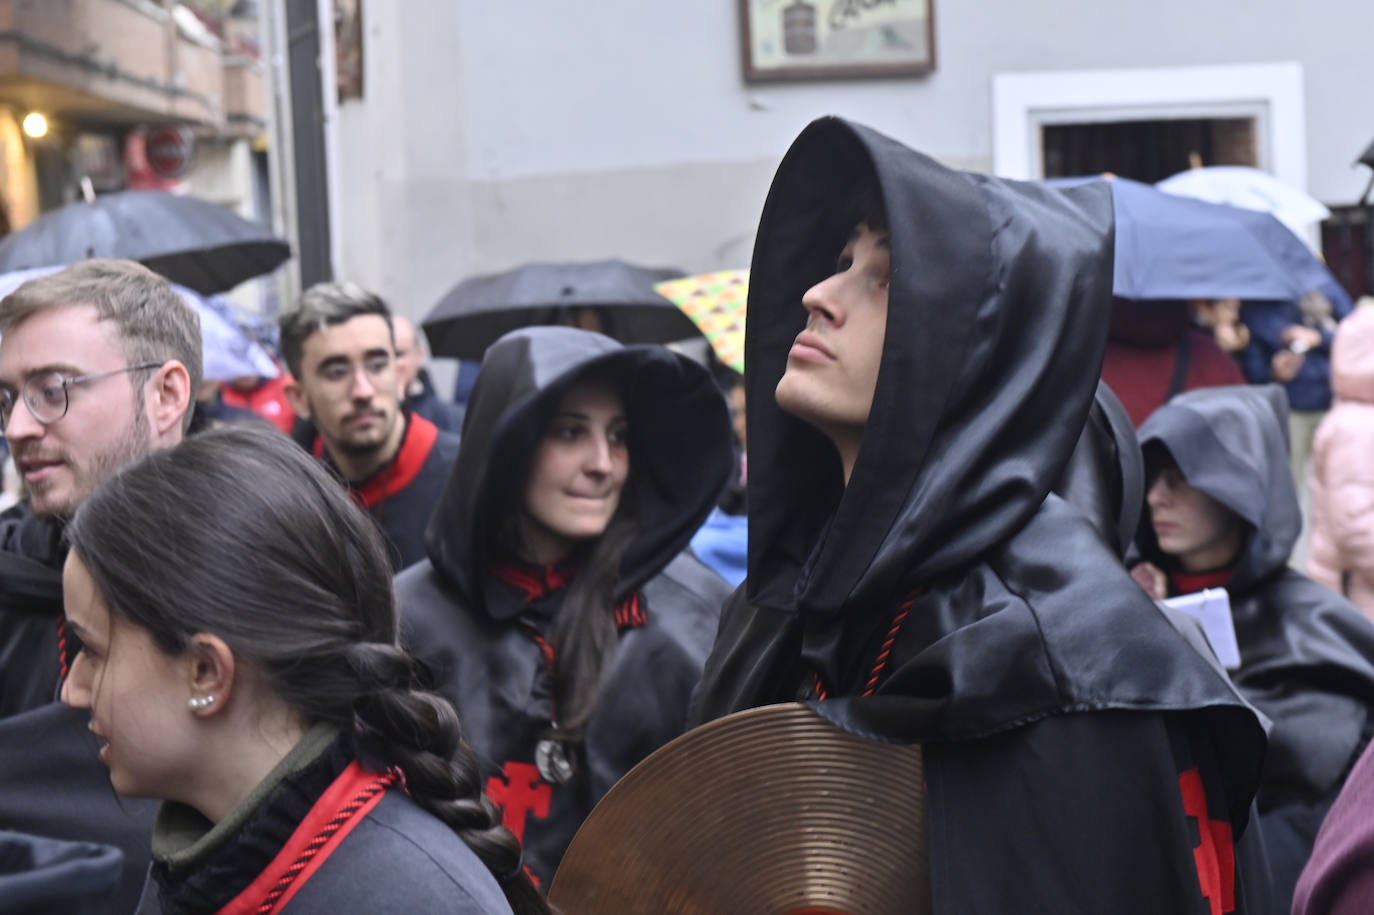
[1138,384,1374,803]
[396,326,733,888]
[1138,384,1374,905]
[690,117,1272,914]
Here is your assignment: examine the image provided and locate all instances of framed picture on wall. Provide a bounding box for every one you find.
[739,0,935,83]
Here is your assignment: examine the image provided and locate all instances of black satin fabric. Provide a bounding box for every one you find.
[687,118,1273,910]
[692,116,1262,765]
[0,507,65,719]
[1054,381,1144,558]
[1137,384,1374,806]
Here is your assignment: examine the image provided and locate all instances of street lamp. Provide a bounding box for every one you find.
[21,112,47,139]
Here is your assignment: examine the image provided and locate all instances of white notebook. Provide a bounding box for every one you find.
[1161,588,1241,670]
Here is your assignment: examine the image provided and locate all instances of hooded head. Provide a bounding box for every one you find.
[744,117,1115,615]
[423,326,732,618]
[1053,381,1144,559]
[1137,384,1297,589]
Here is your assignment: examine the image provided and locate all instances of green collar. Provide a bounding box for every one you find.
[151,723,341,870]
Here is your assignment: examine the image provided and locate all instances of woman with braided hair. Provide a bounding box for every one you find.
[58,424,547,914]
[396,326,735,888]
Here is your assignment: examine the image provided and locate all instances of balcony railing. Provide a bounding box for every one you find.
[0,0,244,129]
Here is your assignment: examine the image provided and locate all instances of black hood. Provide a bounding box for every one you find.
[423,326,732,619]
[745,117,1115,614]
[1137,384,1298,589]
[1054,381,1144,558]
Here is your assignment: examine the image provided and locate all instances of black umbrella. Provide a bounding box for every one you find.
[0,190,291,294]
[423,259,702,360]
[1358,137,1374,170]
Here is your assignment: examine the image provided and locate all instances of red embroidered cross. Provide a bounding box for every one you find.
[485,761,552,845]
[1177,767,1235,915]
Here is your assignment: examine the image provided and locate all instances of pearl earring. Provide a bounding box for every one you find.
[188,695,216,710]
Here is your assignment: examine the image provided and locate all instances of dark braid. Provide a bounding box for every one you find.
[65,426,550,915]
[344,642,548,912]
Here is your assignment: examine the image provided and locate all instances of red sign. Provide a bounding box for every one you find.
[145,126,194,178]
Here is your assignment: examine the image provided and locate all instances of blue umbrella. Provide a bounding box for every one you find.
[0,266,278,381]
[1049,176,1341,303]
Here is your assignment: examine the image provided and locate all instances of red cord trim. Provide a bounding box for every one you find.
[862,591,919,697]
[613,592,648,629]
[57,617,69,681]
[253,768,396,914]
[809,588,922,702]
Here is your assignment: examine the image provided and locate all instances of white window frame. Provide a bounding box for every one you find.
[992,62,1308,190]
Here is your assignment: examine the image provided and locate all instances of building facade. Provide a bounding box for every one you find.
[0,0,273,307]
[295,0,1374,335]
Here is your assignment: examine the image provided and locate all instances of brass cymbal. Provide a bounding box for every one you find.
[549,702,929,915]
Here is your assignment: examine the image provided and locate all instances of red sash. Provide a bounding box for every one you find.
[216,761,397,915]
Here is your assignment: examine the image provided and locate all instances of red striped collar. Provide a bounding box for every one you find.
[216,760,397,915]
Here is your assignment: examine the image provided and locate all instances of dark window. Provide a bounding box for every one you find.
[1042,117,1257,184]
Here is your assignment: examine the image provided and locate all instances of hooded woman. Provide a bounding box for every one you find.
[395,326,734,888]
[59,426,546,915]
[1135,383,1374,907]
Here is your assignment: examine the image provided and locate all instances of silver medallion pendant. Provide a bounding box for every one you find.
[535,738,576,785]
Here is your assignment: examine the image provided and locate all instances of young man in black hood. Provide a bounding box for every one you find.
[689,117,1275,913]
[1134,383,1374,908]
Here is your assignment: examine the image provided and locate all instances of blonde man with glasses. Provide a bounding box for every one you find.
[0,258,199,913]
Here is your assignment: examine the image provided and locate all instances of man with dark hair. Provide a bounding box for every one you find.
[280,281,459,570]
[0,258,196,912]
[689,118,1275,912]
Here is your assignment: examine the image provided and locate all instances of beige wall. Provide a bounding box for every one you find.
[0,109,37,229]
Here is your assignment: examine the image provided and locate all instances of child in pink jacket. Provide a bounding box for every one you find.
[1310,301,1374,620]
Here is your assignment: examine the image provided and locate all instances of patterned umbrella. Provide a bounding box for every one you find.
[654,270,748,374]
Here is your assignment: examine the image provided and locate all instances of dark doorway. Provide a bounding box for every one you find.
[1323,206,1372,302]
[1042,118,1258,183]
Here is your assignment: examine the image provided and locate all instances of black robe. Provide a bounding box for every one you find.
[0,507,157,915]
[0,506,65,719]
[690,117,1275,913]
[1137,383,1374,906]
[396,327,734,888]
[0,703,158,914]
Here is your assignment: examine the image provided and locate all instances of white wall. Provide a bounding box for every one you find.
[333,0,1374,319]
[335,0,472,320]
[185,137,269,312]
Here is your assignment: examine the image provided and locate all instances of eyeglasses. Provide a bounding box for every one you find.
[0,362,164,433]
[315,353,395,394]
